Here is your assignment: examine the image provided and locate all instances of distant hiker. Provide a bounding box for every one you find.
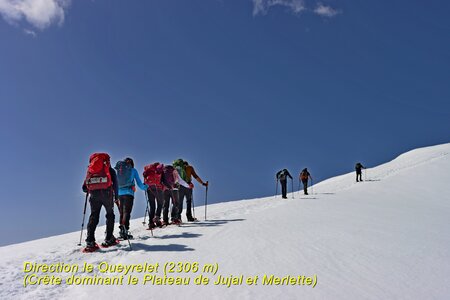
[276,169,293,199]
[143,162,165,229]
[355,162,366,182]
[174,159,208,222]
[115,157,148,239]
[82,153,119,250]
[299,168,313,195]
[162,164,190,225]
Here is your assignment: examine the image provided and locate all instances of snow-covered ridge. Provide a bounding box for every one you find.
[314,143,450,194]
[1,143,449,300]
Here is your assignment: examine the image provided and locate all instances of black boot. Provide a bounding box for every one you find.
[118,225,126,240]
[101,236,118,247]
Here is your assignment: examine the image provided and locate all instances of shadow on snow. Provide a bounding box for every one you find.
[154,232,202,240]
[131,243,195,252]
[179,218,246,228]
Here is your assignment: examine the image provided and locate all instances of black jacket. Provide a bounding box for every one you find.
[355,163,365,173]
[276,169,293,181]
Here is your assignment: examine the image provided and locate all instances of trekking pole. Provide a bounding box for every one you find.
[191,188,196,219]
[143,194,149,225]
[364,168,367,181]
[275,179,279,197]
[298,178,301,197]
[78,193,89,246]
[291,178,294,199]
[204,181,209,221]
[311,178,314,195]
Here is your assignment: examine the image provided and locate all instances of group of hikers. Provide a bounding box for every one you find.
[275,168,312,199]
[82,153,208,251]
[276,163,366,199]
[81,152,365,251]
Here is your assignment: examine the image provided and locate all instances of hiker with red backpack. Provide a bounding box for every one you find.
[162,164,190,225]
[299,168,313,195]
[174,159,208,222]
[143,162,165,229]
[82,153,119,251]
[115,157,148,240]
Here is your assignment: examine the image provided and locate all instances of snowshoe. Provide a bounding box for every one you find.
[82,242,99,253]
[186,217,198,222]
[171,219,182,225]
[101,237,120,248]
[119,231,133,240]
[119,234,133,240]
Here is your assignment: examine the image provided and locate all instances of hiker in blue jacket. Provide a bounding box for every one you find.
[115,157,148,240]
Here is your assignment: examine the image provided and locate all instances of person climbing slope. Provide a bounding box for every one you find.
[276,168,293,199]
[82,153,119,251]
[143,162,165,229]
[162,164,190,225]
[355,162,366,182]
[174,159,208,222]
[299,168,313,195]
[115,157,148,239]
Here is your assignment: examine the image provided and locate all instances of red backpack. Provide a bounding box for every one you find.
[85,153,112,192]
[143,162,164,189]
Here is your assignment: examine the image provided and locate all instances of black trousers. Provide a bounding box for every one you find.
[163,189,179,222]
[280,179,287,198]
[302,179,308,194]
[147,187,164,222]
[119,195,134,230]
[86,189,115,242]
[356,171,362,182]
[178,185,193,219]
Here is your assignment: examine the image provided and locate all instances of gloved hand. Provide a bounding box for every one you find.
[189,183,194,189]
[203,182,208,187]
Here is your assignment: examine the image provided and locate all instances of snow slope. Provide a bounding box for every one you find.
[1,143,449,300]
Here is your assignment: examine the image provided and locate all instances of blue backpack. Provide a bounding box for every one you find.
[115,160,134,188]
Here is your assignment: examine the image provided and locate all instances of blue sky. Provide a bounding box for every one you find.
[1,0,449,246]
